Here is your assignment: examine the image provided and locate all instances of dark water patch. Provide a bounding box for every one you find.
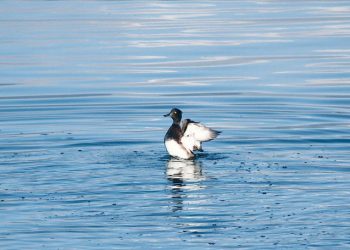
[219,137,350,145]
[0,83,18,86]
[0,93,111,100]
[63,140,158,148]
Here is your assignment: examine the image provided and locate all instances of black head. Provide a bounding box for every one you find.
[164,108,182,123]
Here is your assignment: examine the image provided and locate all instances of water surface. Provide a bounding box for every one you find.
[1,1,350,249]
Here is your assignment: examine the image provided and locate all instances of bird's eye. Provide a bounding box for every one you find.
[174,111,177,114]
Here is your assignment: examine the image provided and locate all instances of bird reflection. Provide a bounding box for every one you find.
[166,158,204,212]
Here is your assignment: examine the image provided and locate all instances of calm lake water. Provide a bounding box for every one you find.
[1,1,350,249]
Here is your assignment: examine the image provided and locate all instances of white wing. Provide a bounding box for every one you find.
[184,122,220,142]
[181,121,220,152]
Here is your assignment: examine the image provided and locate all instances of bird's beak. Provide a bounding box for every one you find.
[163,112,170,117]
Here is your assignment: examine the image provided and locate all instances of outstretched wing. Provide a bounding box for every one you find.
[181,119,220,152]
[186,122,221,142]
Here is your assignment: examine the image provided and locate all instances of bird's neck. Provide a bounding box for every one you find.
[172,118,181,125]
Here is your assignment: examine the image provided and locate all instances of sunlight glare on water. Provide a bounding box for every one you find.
[0,1,350,249]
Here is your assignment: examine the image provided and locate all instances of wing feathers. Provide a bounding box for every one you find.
[181,120,220,152]
[184,122,220,142]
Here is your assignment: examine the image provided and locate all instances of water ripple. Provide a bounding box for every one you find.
[1,1,350,249]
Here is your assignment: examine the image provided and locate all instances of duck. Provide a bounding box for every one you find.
[164,108,221,159]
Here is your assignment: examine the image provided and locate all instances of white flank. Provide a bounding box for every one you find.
[165,139,194,159]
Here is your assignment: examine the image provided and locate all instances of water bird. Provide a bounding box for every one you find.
[164,108,221,159]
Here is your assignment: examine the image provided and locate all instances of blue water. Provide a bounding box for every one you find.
[1,1,350,249]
